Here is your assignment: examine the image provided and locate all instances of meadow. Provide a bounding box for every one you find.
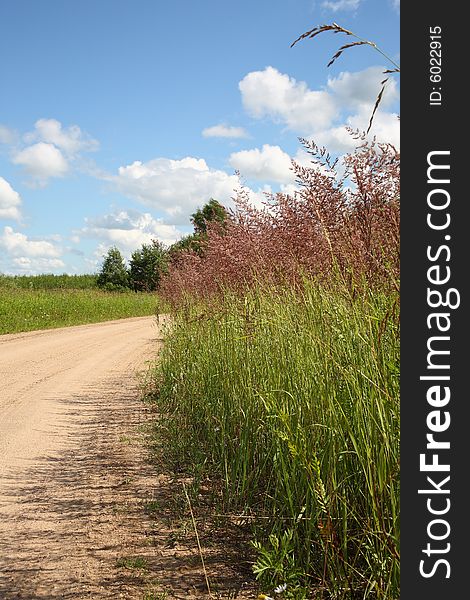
[0,274,159,334]
[148,138,400,599]
[0,273,98,290]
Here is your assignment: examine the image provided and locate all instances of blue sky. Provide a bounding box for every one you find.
[0,0,399,275]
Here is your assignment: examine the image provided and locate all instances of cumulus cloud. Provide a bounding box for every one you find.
[24,118,99,155]
[110,157,239,224]
[11,119,99,185]
[202,124,249,139]
[321,0,362,11]
[239,65,399,152]
[12,257,65,272]
[229,144,295,184]
[348,108,400,148]
[0,125,17,145]
[0,177,22,221]
[312,126,360,154]
[313,110,399,153]
[81,209,182,250]
[240,66,338,133]
[0,226,62,258]
[227,143,336,188]
[243,182,303,212]
[12,142,69,184]
[327,67,399,110]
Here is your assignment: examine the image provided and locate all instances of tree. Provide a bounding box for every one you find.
[168,233,204,260]
[168,199,229,265]
[129,240,168,291]
[97,246,129,290]
[190,198,227,235]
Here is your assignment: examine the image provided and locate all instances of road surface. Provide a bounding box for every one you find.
[0,316,162,598]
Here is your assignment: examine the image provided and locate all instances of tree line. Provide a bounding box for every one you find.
[96,199,227,292]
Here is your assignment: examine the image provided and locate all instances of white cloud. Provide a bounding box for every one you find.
[92,243,114,264]
[239,66,338,133]
[0,177,22,221]
[321,0,362,11]
[391,0,400,11]
[10,119,99,185]
[243,182,302,212]
[314,110,400,154]
[81,209,182,250]
[244,185,274,210]
[202,124,248,139]
[24,118,99,155]
[12,142,69,184]
[12,257,65,272]
[313,126,360,153]
[0,226,62,258]
[110,157,239,224]
[229,144,295,184]
[239,65,399,152]
[348,108,400,148]
[0,125,17,145]
[327,67,398,110]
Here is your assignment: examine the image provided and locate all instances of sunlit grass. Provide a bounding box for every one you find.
[149,279,399,599]
[0,288,159,334]
[0,273,98,289]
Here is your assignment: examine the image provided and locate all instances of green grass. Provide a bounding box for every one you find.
[142,587,168,600]
[0,288,160,334]
[149,279,400,599]
[0,273,98,289]
[116,556,148,570]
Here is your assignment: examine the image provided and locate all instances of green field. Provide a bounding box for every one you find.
[0,273,98,290]
[0,285,160,334]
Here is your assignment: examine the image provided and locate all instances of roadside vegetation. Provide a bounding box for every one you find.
[146,134,400,599]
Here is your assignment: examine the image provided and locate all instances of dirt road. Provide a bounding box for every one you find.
[0,316,162,599]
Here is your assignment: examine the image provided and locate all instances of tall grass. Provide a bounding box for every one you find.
[151,279,399,598]
[0,288,159,334]
[162,138,399,303]
[148,137,399,598]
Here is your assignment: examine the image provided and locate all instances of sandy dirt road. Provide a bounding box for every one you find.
[0,316,163,599]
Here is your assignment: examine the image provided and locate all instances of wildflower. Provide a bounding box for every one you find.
[274,583,288,594]
[257,595,274,600]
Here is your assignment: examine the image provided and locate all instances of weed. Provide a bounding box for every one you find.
[252,529,303,592]
[116,556,148,570]
[144,500,162,513]
[143,587,167,600]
